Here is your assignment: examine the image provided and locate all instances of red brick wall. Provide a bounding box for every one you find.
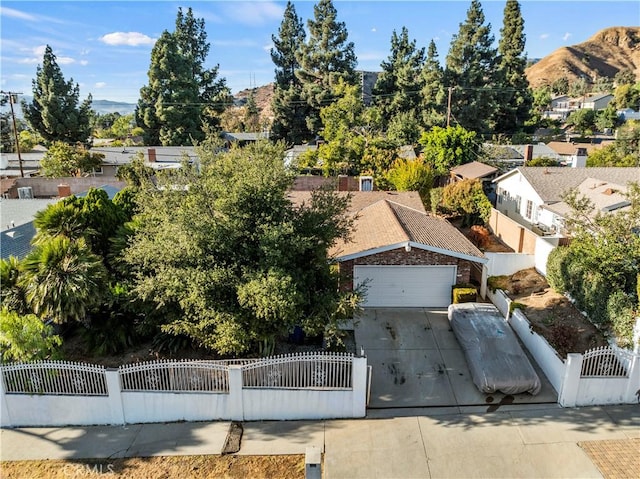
[339,247,473,290]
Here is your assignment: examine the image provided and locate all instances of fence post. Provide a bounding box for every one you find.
[351,357,367,417]
[0,370,12,427]
[228,365,244,421]
[624,353,640,403]
[559,353,583,407]
[105,369,125,425]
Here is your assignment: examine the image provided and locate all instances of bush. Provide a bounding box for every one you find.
[607,291,637,348]
[487,275,509,292]
[546,246,571,294]
[452,287,477,304]
[469,225,491,249]
[430,187,443,215]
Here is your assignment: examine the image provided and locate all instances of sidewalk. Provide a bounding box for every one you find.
[1,404,639,478]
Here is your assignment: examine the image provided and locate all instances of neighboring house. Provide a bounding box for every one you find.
[581,93,614,111]
[0,184,123,260]
[493,167,640,235]
[0,150,46,178]
[289,190,487,307]
[284,144,318,168]
[617,108,640,121]
[221,131,270,147]
[449,161,499,201]
[546,141,613,165]
[95,146,198,176]
[0,198,59,259]
[484,143,561,169]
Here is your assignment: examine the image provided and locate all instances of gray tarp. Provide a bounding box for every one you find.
[448,303,541,395]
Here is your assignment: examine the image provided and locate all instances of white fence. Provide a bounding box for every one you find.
[488,289,640,407]
[1,353,368,427]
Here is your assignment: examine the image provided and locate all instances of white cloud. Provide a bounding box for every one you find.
[0,6,38,21]
[263,43,274,53]
[540,33,550,40]
[79,60,88,66]
[371,27,377,33]
[100,32,156,46]
[57,56,75,65]
[221,1,283,25]
[562,32,572,41]
[95,82,107,89]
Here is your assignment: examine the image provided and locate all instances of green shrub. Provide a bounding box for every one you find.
[546,246,570,293]
[509,302,526,313]
[607,291,636,348]
[430,187,443,215]
[452,287,477,304]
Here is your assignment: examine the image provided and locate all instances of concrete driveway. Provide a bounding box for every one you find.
[355,308,557,409]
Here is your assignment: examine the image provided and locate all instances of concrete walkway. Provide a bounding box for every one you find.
[1,404,638,478]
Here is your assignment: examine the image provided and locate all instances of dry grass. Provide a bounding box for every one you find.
[0,455,306,479]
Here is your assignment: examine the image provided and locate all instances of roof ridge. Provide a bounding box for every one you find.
[372,199,410,242]
[385,199,428,217]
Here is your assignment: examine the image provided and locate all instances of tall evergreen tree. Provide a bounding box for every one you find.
[373,27,425,129]
[136,8,230,146]
[444,0,497,134]
[421,40,447,129]
[270,1,310,144]
[296,0,357,134]
[22,45,92,146]
[494,0,532,133]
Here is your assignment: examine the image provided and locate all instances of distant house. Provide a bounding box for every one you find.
[483,143,560,169]
[581,93,614,111]
[493,167,639,235]
[449,161,499,197]
[545,141,613,165]
[96,146,198,176]
[617,108,640,121]
[221,131,270,147]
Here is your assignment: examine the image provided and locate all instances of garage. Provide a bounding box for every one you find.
[354,265,457,307]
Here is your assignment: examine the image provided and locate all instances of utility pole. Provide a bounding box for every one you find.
[1,91,24,177]
[446,87,453,128]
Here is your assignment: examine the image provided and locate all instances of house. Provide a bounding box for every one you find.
[0,198,59,259]
[450,161,499,183]
[546,141,613,165]
[221,131,270,147]
[617,108,640,121]
[95,146,198,176]
[581,93,614,111]
[0,184,123,260]
[493,167,640,235]
[483,143,561,169]
[289,190,487,307]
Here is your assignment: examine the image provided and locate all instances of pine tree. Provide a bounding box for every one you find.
[22,45,92,146]
[136,8,230,146]
[296,0,357,135]
[421,40,447,129]
[494,0,532,133]
[270,1,310,144]
[444,0,497,134]
[373,27,425,130]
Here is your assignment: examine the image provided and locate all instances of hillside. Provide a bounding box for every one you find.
[234,83,275,121]
[526,26,640,88]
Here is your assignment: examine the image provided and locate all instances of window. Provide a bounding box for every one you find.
[359,176,373,192]
[525,200,533,219]
[93,166,103,175]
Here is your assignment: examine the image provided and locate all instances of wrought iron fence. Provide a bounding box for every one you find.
[118,359,229,392]
[241,352,353,389]
[1,361,108,395]
[580,346,630,378]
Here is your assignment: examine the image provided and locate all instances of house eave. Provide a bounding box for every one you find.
[336,241,487,264]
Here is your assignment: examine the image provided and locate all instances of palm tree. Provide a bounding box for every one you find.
[19,237,107,324]
[0,256,28,314]
[32,200,90,245]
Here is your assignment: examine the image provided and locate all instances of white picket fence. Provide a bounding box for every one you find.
[0,352,368,427]
[487,288,640,407]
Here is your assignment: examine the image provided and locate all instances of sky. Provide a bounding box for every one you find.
[1,0,639,104]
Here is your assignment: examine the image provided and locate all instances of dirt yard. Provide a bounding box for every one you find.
[0,455,305,479]
[489,268,608,357]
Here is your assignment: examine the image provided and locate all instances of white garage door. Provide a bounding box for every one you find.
[354,265,457,307]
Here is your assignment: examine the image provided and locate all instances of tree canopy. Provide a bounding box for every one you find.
[123,139,361,355]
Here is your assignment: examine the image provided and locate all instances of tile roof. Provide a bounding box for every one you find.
[450,161,498,179]
[500,167,640,203]
[288,190,426,214]
[546,141,612,156]
[331,199,485,262]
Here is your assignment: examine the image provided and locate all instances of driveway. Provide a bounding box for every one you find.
[355,308,557,409]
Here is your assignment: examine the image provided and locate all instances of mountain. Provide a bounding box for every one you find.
[525,26,640,89]
[91,99,137,115]
[234,83,275,121]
